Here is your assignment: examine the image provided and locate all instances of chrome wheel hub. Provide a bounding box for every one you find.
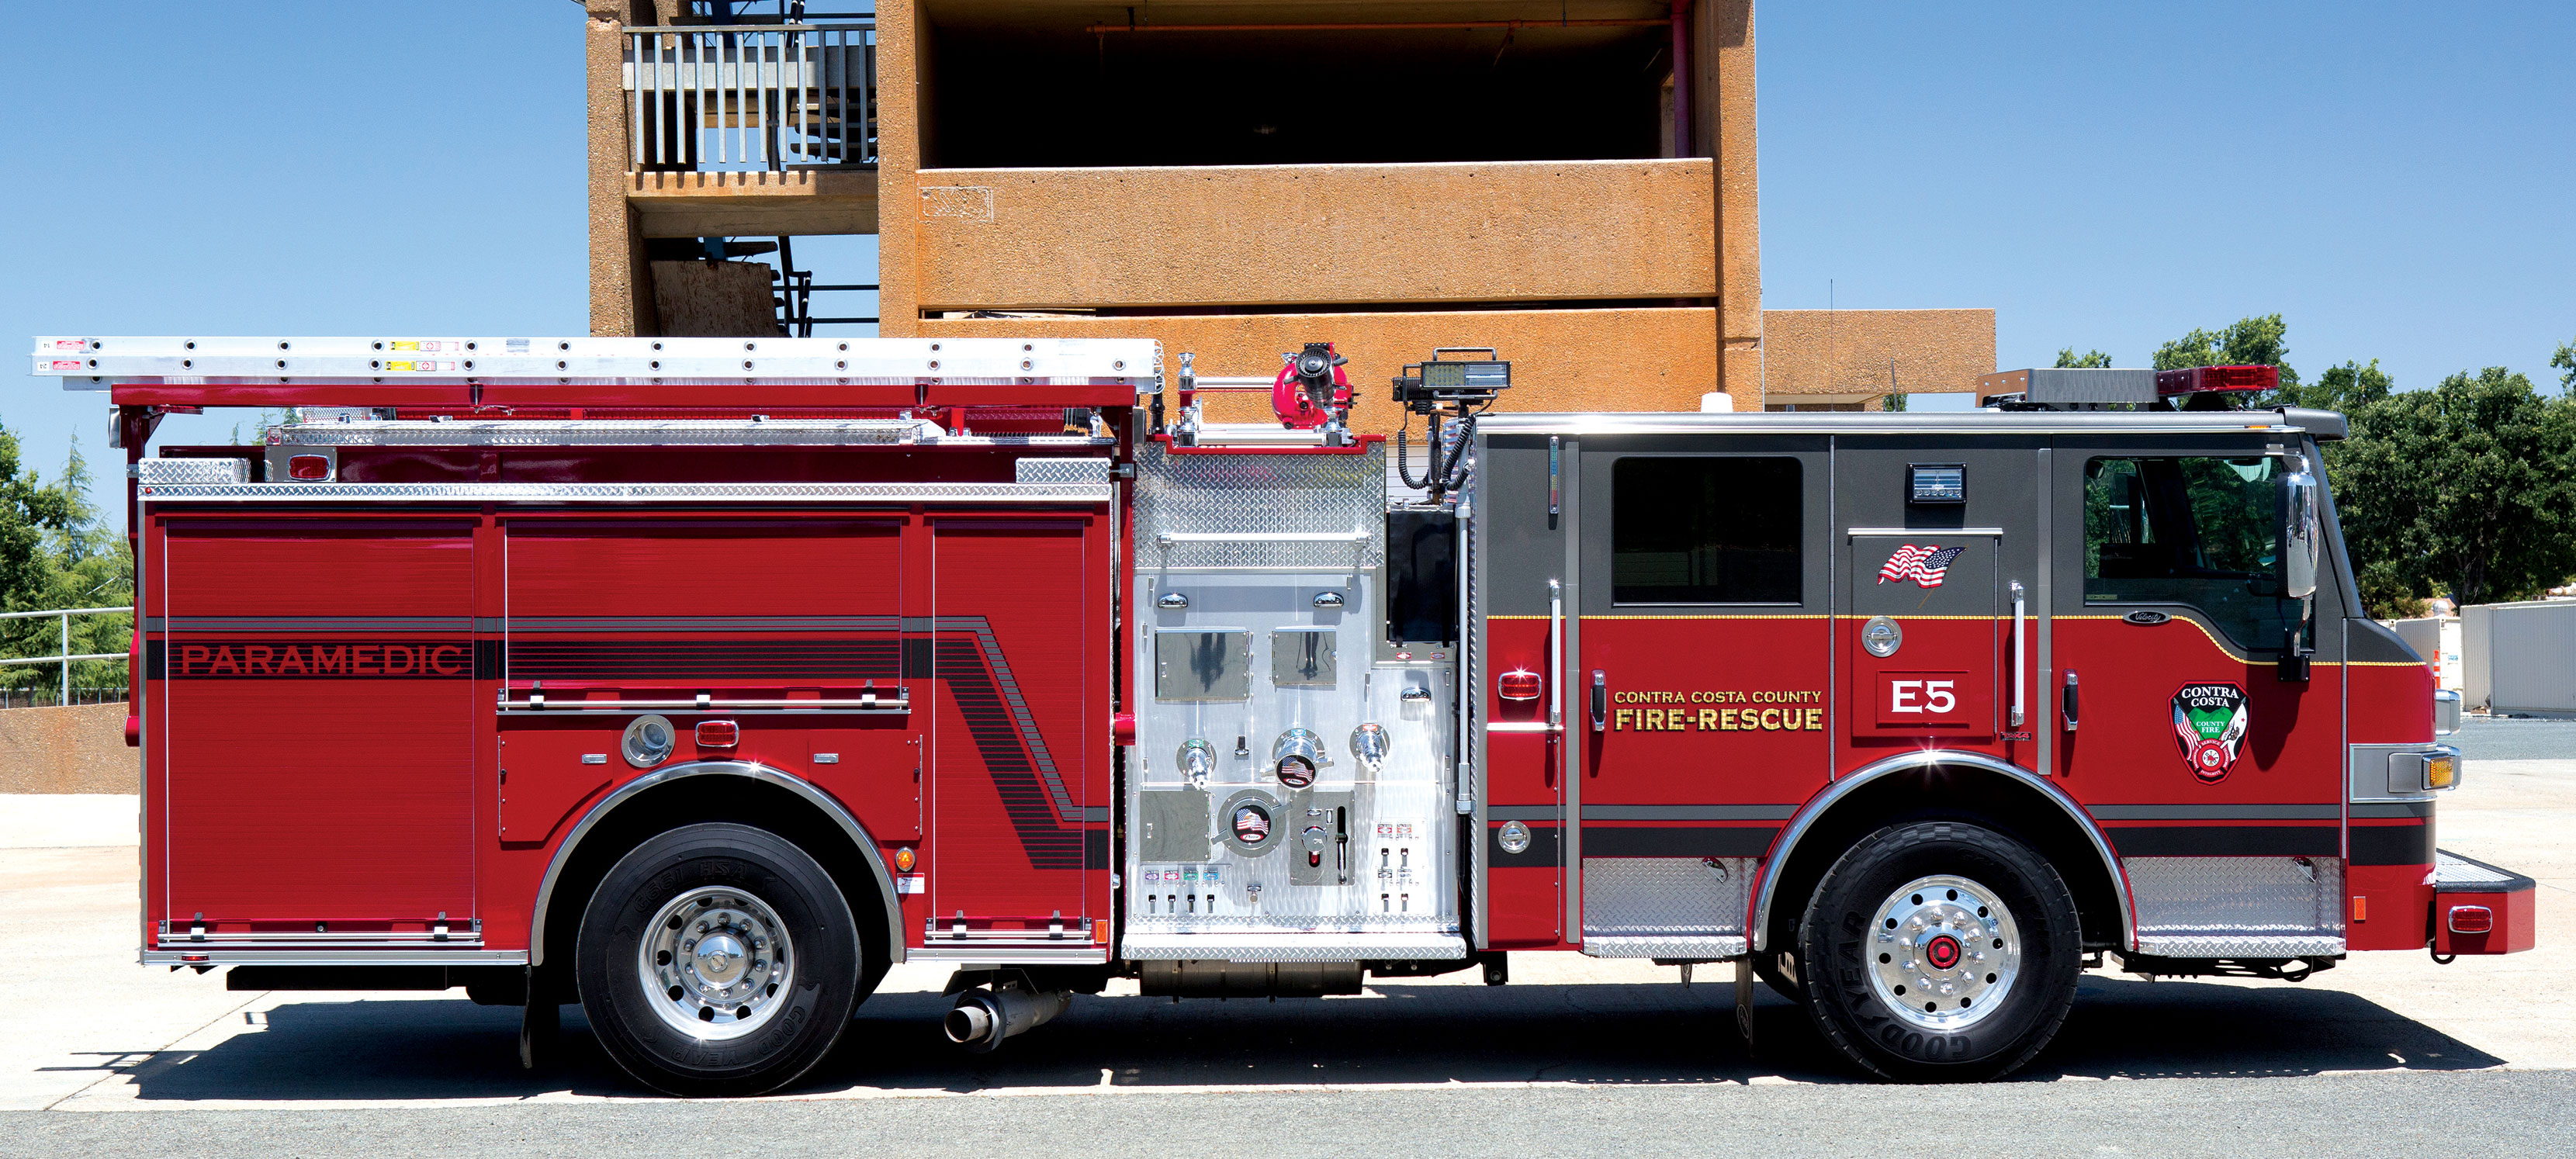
[639,886,795,1041]
[1867,874,2020,1032]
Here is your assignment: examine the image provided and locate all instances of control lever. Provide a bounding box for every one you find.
[1590,670,1608,732]
[2062,670,2080,732]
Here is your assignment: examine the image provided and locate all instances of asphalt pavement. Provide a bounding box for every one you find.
[1,718,2567,1155]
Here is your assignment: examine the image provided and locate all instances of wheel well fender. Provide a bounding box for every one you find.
[528,761,903,985]
[1753,751,2132,955]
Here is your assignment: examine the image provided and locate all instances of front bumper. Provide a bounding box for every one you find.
[2433,849,2536,955]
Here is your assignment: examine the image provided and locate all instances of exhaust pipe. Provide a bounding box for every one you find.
[943,986,1072,1053]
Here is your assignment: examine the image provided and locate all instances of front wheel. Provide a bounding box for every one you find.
[577,822,864,1096]
[1795,821,2082,1081]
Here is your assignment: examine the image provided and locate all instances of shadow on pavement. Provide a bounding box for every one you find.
[88,974,2502,1102]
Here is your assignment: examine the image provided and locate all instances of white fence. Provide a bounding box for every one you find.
[2460,600,2576,717]
[0,606,128,708]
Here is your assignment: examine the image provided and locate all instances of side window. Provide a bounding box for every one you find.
[1612,457,1802,604]
[2084,455,2292,649]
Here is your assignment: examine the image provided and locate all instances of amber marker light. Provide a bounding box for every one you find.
[895,847,917,873]
[2425,753,2457,791]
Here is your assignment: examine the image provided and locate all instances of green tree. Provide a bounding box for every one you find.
[0,424,131,703]
[2553,337,2573,390]
[2054,348,2112,368]
[2285,358,2394,413]
[2332,367,2576,611]
[2155,313,2304,410]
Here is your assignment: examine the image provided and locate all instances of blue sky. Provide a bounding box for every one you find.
[4,2,2571,526]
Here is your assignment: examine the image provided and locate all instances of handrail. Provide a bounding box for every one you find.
[622,22,877,171]
[0,605,132,708]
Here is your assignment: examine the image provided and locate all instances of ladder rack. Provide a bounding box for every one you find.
[33,336,1160,411]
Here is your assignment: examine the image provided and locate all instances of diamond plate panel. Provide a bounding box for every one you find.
[1015,457,1112,485]
[2125,856,2345,945]
[137,458,248,485]
[1581,935,1747,960]
[1120,931,1466,961]
[2435,850,2515,886]
[1133,441,1386,569]
[1583,857,1752,937]
[2131,935,2346,958]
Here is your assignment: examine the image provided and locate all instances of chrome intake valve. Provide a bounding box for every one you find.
[1272,728,1324,787]
[1349,722,1390,772]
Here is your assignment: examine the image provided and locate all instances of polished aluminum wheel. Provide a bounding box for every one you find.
[638,886,795,1041]
[1866,874,2020,1032]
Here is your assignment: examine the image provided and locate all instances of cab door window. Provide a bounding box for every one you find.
[2083,455,2294,650]
[1609,456,1802,604]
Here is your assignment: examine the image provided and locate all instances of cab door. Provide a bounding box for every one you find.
[1834,440,2048,771]
[1572,435,1832,954]
[2048,439,2346,859]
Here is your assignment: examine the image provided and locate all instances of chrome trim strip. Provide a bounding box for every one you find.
[1750,749,2134,953]
[1580,934,1747,960]
[1487,805,1560,821]
[903,946,1111,965]
[142,949,528,967]
[1847,527,2006,537]
[140,481,1111,505]
[1486,721,1558,734]
[528,759,902,968]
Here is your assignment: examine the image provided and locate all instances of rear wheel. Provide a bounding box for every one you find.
[577,822,864,1096]
[1795,821,2081,1081]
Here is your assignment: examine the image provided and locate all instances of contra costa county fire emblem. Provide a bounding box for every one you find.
[2172,683,2250,784]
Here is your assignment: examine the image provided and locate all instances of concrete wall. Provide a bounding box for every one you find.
[926,306,1723,431]
[1761,308,1996,405]
[912,161,1716,311]
[2461,601,2576,716]
[874,0,1762,403]
[0,705,135,794]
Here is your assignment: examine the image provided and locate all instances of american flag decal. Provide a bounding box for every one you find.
[1878,544,1966,587]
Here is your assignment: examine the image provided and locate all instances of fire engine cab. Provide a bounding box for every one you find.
[33,335,2533,1094]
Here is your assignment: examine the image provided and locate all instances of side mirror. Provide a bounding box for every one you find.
[2280,463,2319,600]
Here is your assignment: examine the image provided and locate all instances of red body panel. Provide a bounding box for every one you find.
[141,477,1111,958]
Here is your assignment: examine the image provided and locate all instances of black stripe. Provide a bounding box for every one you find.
[143,638,164,676]
[474,638,503,680]
[2107,825,2339,857]
[2349,822,2434,866]
[1581,804,1800,821]
[1085,828,1111,870]
[504,640,902,681]
[935,635,1082,871]
[2091,804,2342,820]
[1487,822,1560,867]
[1581,825,1778,857]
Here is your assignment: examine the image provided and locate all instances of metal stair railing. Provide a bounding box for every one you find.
[623,22,878,171]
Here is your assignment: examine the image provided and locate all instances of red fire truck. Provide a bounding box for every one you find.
[34,336,2533,1095]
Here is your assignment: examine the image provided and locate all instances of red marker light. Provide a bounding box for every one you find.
[1497,669,1542,701]
[2448,905,2494,935]
[286,455,331,480]
[695,720,739,748]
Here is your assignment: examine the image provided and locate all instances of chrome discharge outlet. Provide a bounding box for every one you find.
[943,987,1073,1053]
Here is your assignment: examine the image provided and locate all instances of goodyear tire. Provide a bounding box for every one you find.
[1795,821,2081,1081]
[577,823,862,1096]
